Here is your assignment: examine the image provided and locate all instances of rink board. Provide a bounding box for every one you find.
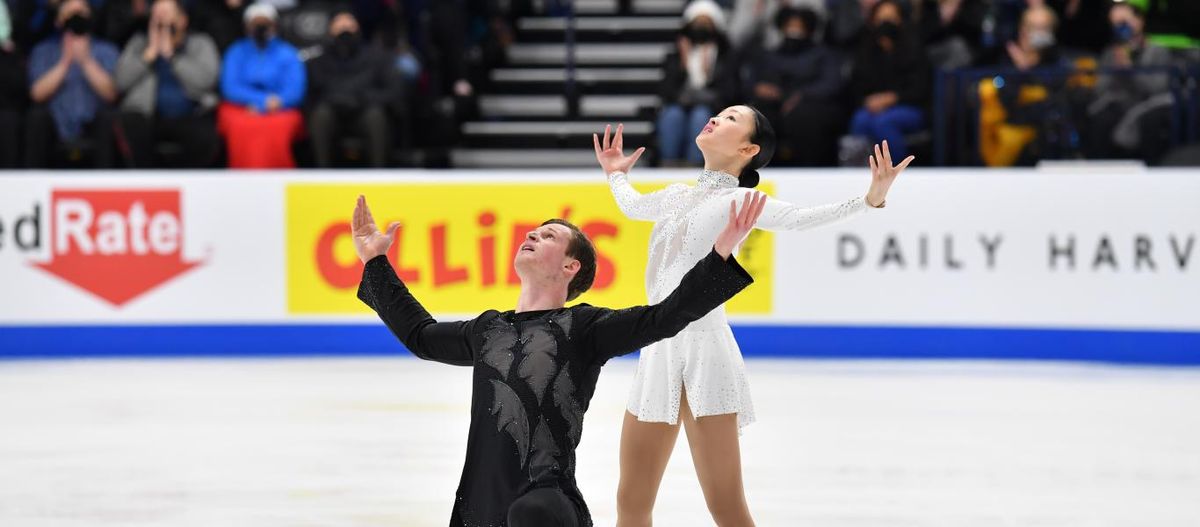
[1,169,1197,363]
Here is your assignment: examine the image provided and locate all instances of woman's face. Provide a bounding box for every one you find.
[695,105,760,164]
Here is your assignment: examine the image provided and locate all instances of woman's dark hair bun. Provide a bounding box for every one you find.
[739,106,775,189]
[739,168,760,188]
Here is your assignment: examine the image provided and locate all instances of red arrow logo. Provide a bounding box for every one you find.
[33,190,202,307]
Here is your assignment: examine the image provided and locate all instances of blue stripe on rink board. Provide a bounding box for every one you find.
[1,324,1198,365]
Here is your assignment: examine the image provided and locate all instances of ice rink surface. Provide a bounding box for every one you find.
[1,357,1198,526]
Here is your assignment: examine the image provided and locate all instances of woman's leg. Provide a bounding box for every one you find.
[680,394,755,527]
[616,411,682,527]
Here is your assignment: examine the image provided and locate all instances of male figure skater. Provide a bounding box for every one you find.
[352,192,766,527]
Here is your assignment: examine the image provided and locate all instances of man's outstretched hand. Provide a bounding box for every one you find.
[352,195,400,264]
[714,192,767,260]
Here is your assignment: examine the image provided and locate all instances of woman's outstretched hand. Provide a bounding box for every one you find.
[866,140,914,208]
[714,191,767,260]
[594,123,646,176]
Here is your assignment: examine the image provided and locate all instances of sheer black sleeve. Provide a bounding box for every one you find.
[357,255,479,366]
[583,249,753,362]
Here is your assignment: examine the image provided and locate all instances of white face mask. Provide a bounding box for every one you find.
[1028,29,1055,51]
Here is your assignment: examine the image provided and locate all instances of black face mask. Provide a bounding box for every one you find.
[251,24,271,47]
[875,21,901,43]
[333,31,360,57]
[687,25,716,44]
[65,14,92,36]
[779,36,812,54]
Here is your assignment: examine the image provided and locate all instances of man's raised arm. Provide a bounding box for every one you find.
[354,196,477,366]
[585,192,767,361]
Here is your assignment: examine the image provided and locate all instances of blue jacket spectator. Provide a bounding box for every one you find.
[215,2,305,168]
[846,0,930,162]
[219,18,305,112]
[749,6,844,166]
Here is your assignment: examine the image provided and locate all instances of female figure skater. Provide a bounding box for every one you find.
[593,107,913,527]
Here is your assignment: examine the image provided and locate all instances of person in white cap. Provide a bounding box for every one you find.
[656,0,737,167]
[215,1,306,168]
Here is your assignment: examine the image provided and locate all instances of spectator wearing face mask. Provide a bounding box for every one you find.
[115,0,221,167]
[846,0,929,162]
[26,0,120,168]
[1000,3,1067,70]
[977,5,1072,166]
[749,6,842,166]
[216,2,305,168]
[657,0,739,166]
[1088,0,1173,161]
[305,10,405,168]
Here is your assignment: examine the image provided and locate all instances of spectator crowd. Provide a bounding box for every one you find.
[0,0,512,168]
[0,0,1197,169]
[657,0,1200,167]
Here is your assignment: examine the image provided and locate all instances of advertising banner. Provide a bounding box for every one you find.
[2,169,1197,362]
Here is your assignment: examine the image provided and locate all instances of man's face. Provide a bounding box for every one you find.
[513,223,579,283]
[1020,7,1056,51]
[151,0,186,36]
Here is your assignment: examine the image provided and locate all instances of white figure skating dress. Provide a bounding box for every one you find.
[609,169,872,430]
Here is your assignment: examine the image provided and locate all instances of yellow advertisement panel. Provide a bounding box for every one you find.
[287,182,772,315]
